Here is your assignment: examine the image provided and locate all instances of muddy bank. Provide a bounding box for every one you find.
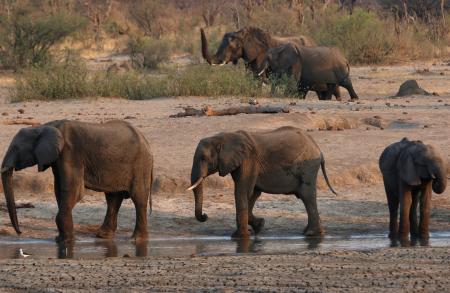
[1,247,450,292]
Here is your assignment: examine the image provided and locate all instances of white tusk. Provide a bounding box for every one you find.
[187,177,203,191]
[258,69,265,76]
[218,62,226,67]
[1,167,10,173]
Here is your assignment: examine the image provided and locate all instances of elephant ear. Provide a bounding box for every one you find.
[218,133,251,177]
[397,147,421,186]
[34,126,64,172]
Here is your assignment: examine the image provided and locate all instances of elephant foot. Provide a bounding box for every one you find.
[96,228,115,239]
[131,230,149,241]
[231,229,250,239]
[335,97,342,101]
[350,98,359,102]
[250,218,265,234]
[55,234,75,245]
[388,231,398,240]
[303,225,324,237]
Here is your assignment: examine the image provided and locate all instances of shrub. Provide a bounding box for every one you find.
[127,35,172,69]
[306,8,395,64]
[13,53,90,101]
[13,63,265,101]
[0,8,87,69]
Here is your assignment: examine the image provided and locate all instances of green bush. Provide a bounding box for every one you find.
[13,63,265,101]
[306,8,395,64]
[13,54,90,101]
[0,8,86,69]
[128,35,172,69]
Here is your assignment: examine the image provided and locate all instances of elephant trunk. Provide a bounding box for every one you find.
[200,28,224,65]
[1,168,21,234]
[189,159,208,222]
[431,163,447,194]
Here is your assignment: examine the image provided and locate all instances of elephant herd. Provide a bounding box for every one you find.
[201,27,359,101]
[0,27,447,247]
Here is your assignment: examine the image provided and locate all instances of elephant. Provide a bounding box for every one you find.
[1,120,153,244]
[187,126,337,239]
[200,27,316,77]
[379,138,447,244]
[259,43,358,101]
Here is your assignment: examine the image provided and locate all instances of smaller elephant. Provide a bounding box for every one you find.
[379,138,447,244]
[259,43,358,101]
[188,126,336,238]
[1,120,153,243]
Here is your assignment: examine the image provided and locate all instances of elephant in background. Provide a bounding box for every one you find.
[379,138,447,244]
[200,27,316,77]
[259,43,359,101]
[1,120,153,244]
[188,126,336,239]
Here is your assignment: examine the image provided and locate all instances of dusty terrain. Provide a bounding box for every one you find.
[0,61,450,291]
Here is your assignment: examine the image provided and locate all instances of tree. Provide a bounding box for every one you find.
[130,0,166,38]
[0,7,86,69]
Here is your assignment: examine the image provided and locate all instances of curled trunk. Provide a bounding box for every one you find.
[1,169,21,234]
[200,28,223,65]
[201,28,213,65]
[432,165,447,194]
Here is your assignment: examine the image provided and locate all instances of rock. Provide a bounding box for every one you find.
[395,80,431,97]
[18,109,25,114]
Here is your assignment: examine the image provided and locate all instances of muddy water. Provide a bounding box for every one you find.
[1,232,450,260]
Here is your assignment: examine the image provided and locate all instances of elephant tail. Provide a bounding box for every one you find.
[320,154,337,195]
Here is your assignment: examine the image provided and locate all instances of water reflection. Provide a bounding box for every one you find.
[0,232,449,260]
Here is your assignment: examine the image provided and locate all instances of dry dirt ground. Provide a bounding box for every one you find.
[0,61,449,292]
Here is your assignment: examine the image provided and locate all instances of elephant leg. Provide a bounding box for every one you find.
[324,84,336,100]
[316,91,326,100]
[419,183,432,240]
[398,185,412,243]
[248,189,264,234]
[334,86,342,101]
[53,166,82,244]
[409,190,420,239]
[130,183,150,240]
[231,167,257,239]
[340,78,359,101]
[97,192,124,239]
[296,174,323,236]
[384,182,399,239]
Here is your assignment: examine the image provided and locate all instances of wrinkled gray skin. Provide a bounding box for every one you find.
[201,27,316,77]
[379,138,447,245]
[260,43,359,101]
[1,120,153,244]
[188,126,336,239]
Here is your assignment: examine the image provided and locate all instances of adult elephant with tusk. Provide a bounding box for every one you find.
[188,126,336,238]
[1,120,153,244]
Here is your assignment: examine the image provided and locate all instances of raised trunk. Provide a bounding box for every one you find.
[1,169,21,234]
[432,165,447,194]
[200,28,220,65]
[191,160,208,222]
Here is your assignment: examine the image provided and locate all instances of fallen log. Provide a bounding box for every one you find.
[170,105,290,118]
[3,118,41,126]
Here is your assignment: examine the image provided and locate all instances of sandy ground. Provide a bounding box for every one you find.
[0,61,449,291]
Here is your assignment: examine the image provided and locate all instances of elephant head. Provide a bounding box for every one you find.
[397,141,447,194]
[201,28,244,66]
[187,132,252,222]
[1,125,64,234]
[258,44,301,78]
